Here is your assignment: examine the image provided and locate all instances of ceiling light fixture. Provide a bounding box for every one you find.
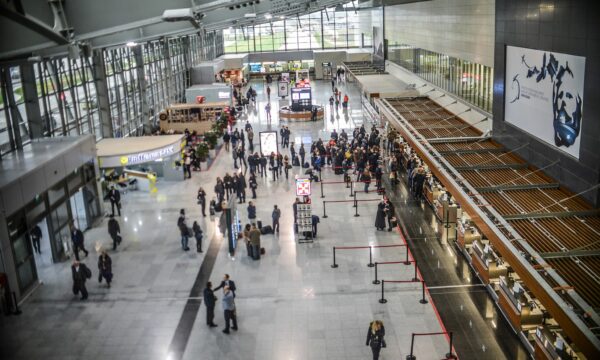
[265,13,272,19]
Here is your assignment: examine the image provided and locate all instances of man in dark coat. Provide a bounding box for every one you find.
[107,215,121,250]
[71,260,91,300]
[71,225,89,260]
[237,173,247,203]
[375,201,386,231]
[384,199,396,232]
[213,274,236,297]
[203,282,218,327]
[30,225,42,254]
[108,186,121,216]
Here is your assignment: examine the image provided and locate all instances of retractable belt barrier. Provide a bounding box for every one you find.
[406,331,457,360]
[330,244,406,268]
[379,279,427,305]
[373,259,415,284]
[320,180,353,198]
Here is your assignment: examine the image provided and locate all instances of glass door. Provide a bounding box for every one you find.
[7,213,38,293]
[49,202,71,262]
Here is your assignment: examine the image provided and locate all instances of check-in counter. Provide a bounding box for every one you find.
[457,221,481,249]
[533,326,578,360]
[434,196,458,224]
[498,276,544,332]
[471,240,508,285]
[424,183,443,208]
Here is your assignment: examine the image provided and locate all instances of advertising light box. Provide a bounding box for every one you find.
[504,46,585,159]
[259,131,278,156]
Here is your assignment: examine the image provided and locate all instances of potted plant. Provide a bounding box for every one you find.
[195,142,209,163]
[204,131,218,157]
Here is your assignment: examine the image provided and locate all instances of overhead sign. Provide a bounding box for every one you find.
[296,178,311,196]
[259,131,278,156]
[504,46,585,159]
[122,145,176,165]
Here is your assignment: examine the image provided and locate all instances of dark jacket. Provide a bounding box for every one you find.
[108,218,120,236]
[98,254,112,274]
[248,205,256,219]
[71,229,84,245]
[72,263,91,284]
[192,223,203,239]
[366,324,386,349]
[109,189,121,203]
[214,280,236,296]
[203,287,217,308]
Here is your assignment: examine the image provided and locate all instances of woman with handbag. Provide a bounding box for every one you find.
[98,250,113,288]
[366,320,386,360]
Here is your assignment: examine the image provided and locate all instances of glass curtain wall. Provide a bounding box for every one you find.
[388,44,493,113]
[223,4,371,53]
[0,31,224,156]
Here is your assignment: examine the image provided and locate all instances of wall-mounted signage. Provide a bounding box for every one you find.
[121,145,176,166]
[504,46,585,159]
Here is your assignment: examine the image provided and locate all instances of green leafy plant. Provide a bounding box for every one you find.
[195,142,209,161]
[204,131,218,149]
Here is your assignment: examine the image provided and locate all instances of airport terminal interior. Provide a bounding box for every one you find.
[0,0,599,359]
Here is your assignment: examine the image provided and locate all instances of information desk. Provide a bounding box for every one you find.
[97,135,185,183]
[279,105,324,122]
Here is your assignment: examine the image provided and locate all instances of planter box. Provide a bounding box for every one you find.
[209,149,216,158]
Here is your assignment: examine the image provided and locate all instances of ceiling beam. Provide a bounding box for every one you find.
[474,183,560,193]
[504,209,600,221]
[453,163,528,171]
[0,3,69,45]
[541,249,600,260]
[438,147,505,155]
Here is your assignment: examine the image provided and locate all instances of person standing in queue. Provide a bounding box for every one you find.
[108,186,121,216]
[107,215,121,251]
[71,260,91,300]
[299,144,306,166]
[97,250,113,288]
[71,224,89,260]
[366,320,386,360]
[272,205,281,234]
[203,282,218,327]
[197,187,207,217]
[221,285,238,334]
[30,225,42,254]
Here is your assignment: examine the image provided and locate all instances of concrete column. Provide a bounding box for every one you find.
[20,63,44,140]
[91,49,113,138]
[132,45,151,135]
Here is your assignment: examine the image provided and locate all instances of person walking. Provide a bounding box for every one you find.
[197,187,207,217]
[203,282,218,327]
[71,260,91,300]
[272,205,281,234]
[214,274,237,297]
[71,224,89,260]
[259,154,267,178]
[107,215,121,251]
[223,132,231,152]
[266,85,271,99]
[237,172,247,203]
[283,155,290,179]
[222,286,238,334]
[192,221,203,253]
[366,320,386,360]
[108,186,121,216]
[265,102,272,122]
[97,250,113,288]
[249,223,261,260]
[30,225,42,254]
[247,128,254,152]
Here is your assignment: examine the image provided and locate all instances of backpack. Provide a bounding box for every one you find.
[84,266,92,279]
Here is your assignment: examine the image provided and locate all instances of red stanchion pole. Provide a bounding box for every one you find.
[412,260,419,282]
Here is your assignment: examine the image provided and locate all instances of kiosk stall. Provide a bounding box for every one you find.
[96,135,186,193]
[278,79,324,121]
[159,102,228,134]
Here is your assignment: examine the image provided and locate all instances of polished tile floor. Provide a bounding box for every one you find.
[1,78,455,360]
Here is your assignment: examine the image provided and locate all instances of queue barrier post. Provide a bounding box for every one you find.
[447,332,457,359]
[367,247,374,267]
[353,190,357,207]
[379,280,387,304]
[320,181,324,198]
[404,245,411,265]
[331,247,338,268]
[323,201,328,218]
[349,181,354,197]
[412,260,419,282]
[373,262,380,284]
[420,280,428,304]
[354,200,360,217]
[406,333,417,360]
